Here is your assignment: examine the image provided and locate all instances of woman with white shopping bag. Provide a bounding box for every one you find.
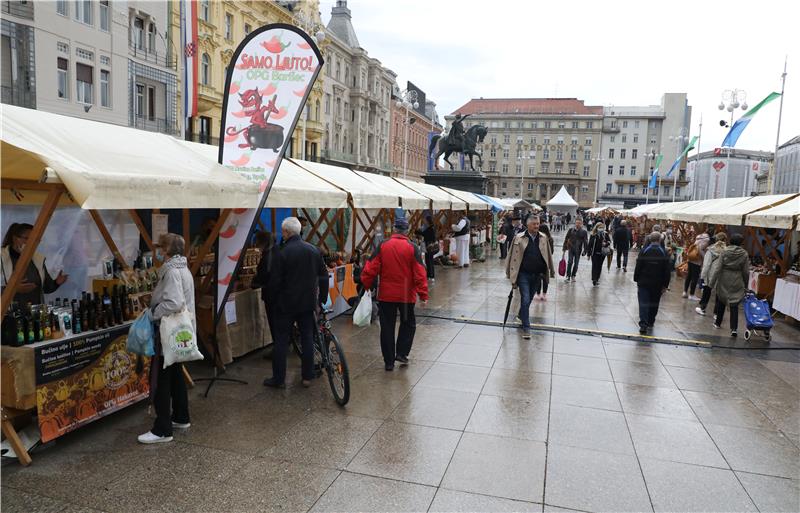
[138,233,200,445]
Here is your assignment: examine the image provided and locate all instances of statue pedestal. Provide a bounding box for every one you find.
[423,170,488,195]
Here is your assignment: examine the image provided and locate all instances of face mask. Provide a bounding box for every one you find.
[597,226,604,232]
[154,249,165,263]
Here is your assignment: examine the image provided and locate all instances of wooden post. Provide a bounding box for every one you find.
[338,208,345,251]
[190,209,231,276]
[350,201,358,255]
[1,187,63,317]
[1,408,31,466]
[128,209,156,254]
[182,209,190,243]
[89,210,131,271]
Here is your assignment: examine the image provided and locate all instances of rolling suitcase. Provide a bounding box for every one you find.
[742,291,773,342]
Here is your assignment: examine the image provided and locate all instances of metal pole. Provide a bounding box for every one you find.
[301,106,307,160]
[693,116,702,200]
[645,153,650,204]
[771,57,788,194]
[672,138,680,202]
[403,104,409,180]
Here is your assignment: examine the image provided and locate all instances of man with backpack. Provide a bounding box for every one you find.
[612,219,631,272]
[634,232,671,334]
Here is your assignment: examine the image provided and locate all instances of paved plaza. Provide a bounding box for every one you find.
[3,237,799,513]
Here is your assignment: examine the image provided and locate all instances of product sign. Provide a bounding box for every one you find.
[34,325,149,443]
[216,24,323,320]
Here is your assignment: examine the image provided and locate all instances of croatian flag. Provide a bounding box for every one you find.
[180,0,198,119]
[721,92,781,148]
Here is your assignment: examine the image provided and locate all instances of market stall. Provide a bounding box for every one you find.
[546,186,578,215]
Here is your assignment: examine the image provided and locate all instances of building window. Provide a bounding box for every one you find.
[632,149,638,159]
[620,149,626,159]
[244,23,252,35]
[675,186,681,196]
[610,120,617,128]
[201,0,209,21]
[135,84,145,117]
[607,165,613,175]
[201,53,210,85]
[57,0,68,16]
[504,121,510,128]
[75,0,93,25]
[516,135,523,144]
[100,69,110,107]
[583,166,590,176]
[489,163,496,173]
[605,183,612,193]
[516,164,522,175]
[617,184,624,194]
[76,63,93,104]
[543,136,550,145]
[586,121,594,129]
[558,121,565,129]
[584,149,591,160]
[76,47,94,60]
[134,17,145,49]
[557,135,564,145]
[147,85,155,120]
[608,148,614,159]
[528,183,534,191]
[544,121,551,129]
[530,121,537,129]
[572,121,579,129]
[571,136,578,145]
[541,163,549,173]
[622,135,627,143]
[501,182,507,188]
[489,148,496,157]
[633,134,639,143]
[570,149,577,160]
[100,55,110,65]
[635,120,640,128]
[569,164,577,174]
[325,94,330,114]
[490,135,497,144]
[631,165,637,176]
[57,58,69,99]
[503,134,510,144]
[629,185,635,195]
[642,186,647,195]
[502,164,508,174]
[622,120,628,128]
[530,136,537,145]
[664,186,671,195]
[619,166,625,175]
[543,149,550,159]
[502,149,509,159]
[148,23,156,52]
[556,149,563,160]
[555,164,563,174]
[99,0,109,31]
[225,13,233,40]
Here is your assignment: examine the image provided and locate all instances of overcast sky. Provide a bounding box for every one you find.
[320,0,796,154]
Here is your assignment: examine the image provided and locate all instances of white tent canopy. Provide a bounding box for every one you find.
[180,142,348,209]
[292,160,399,209]
[697,194,797,226]
[745,197,800,230]
[395,178,465,210]
[546,186,579,208]
[355,172,430,210]
[501,198,539,210]
[439,186,489,210]
[1,105,259,209]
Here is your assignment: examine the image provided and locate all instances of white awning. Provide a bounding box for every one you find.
[179,142,349,209]
[354,172,430,210]
[395,178,464,210]
[1,104,259,209]
[699,194,798,226]
[745,197,800,229]
[291,160,399,209]
[438,186,489,210]
[546,186,579,207]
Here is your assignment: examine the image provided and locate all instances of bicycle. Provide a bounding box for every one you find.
[290,308,350,406]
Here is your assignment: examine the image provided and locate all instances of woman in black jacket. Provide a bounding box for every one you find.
[587,223,612,286]
[416,215,437,281]
[499,216,514,259]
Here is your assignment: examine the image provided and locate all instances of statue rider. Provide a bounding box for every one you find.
[448,113,471,150]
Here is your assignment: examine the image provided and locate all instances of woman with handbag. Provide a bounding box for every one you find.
[138,233,196,445]
[587,223,612,287]
[416,215,438,281]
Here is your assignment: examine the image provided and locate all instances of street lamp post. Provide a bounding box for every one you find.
[669,129,689,202]
[644,149,656,204]
[396,89,419,180]
[717,89,748,198]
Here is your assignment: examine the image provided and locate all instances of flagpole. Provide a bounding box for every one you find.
[770,56,788,194]
[692,116,702,199]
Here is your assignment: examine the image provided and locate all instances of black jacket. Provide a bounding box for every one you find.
[501,220,515,239]
[587,231,611,256]
[416,224,436,245]
[612,226,630,251]
[252,245,280,304]
[268,235,329,314]
[634,243,671,289]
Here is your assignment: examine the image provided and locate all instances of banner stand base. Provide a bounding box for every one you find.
[193,368,248,399]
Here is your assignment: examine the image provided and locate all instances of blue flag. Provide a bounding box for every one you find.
[648,154,663,188]
[721,92,781,148]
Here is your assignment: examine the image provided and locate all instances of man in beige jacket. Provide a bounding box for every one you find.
[506,216,555,339]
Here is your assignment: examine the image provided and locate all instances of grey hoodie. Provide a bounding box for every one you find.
[700,240,726,282]
[709,245,749,305]
[151,255,196,330]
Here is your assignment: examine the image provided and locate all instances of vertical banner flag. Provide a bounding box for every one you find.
[180,0,198,118]
[665,135,699,177]
[216,25,323,320]
[648,154,664,189]
[721,92,781,148]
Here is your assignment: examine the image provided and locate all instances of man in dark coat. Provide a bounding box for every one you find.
[263,217,329,388]
[633,232,672,334]
[613,219,631,272]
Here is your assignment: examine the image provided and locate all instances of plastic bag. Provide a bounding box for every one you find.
[353,290,372,327]
[558,255,567,277]
[127,309,155,356]
[159,308,203,368]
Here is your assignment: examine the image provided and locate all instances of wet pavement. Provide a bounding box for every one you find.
[3,234,800,512]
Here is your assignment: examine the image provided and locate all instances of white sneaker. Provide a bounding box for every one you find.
[695,307,706,316]
[712,323,721,329]
[689,295,701,301]
[682,291,688,298]
[172,421,191,429]
[138,431,173,444]
[541,294,548,301]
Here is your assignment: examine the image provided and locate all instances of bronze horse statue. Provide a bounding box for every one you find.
[429,125,488,172]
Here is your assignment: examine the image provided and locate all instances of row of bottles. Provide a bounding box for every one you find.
[2,286,136,347]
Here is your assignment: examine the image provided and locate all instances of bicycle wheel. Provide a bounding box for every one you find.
[290,324,303,358]
[324,331,350,406]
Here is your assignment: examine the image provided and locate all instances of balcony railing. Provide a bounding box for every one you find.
[1,85,35,108]
[322,149,356,164]
[130,116,178,135]
[2,1,34,19]
[129,44,177,71]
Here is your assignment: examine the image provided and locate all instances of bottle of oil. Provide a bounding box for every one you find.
[102,287,113,327]
[42,306,52,339]
[72,299,82,334]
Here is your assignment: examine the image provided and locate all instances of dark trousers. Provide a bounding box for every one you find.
[425,250,436,278]
[499,240,508,259]
[378,302,416,365]
[517,271,543,331]
[684,262,701,295]
[591,254,605,282]
[699,285,714,310]
[272,310,315,382]
[714,301,740,330]
[567,250,581,278]
[637,286,664,328]
[616,248,629,269]
[151,353,189,437]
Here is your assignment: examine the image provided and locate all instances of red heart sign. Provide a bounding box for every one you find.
[713,161,726,171]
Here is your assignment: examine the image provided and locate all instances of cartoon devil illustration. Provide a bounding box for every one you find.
[225,89,284,151]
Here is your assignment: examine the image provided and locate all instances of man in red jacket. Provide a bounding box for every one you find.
[361,218,429,371]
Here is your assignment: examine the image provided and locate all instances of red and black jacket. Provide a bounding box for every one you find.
[361,234,429,303]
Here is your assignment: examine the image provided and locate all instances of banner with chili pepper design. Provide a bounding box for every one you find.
[216,24,323,321]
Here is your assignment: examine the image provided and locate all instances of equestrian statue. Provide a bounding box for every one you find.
[428,113,488,172]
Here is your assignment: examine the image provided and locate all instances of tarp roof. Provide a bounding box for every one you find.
[439,186,489,210]
[395,178,465,210]
[476,194,507,212]
[291,160,399,209]
[501,198,539,210]
[180,142,348,209]
[354,172,430,210]
[698,194,798,226]
[1,104,259,209]
[586,206,620,214]
[546,186,579,207]
[745,197,800,230]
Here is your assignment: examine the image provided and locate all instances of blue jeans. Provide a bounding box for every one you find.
[567,250,581,278]
[517,271,543,332]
